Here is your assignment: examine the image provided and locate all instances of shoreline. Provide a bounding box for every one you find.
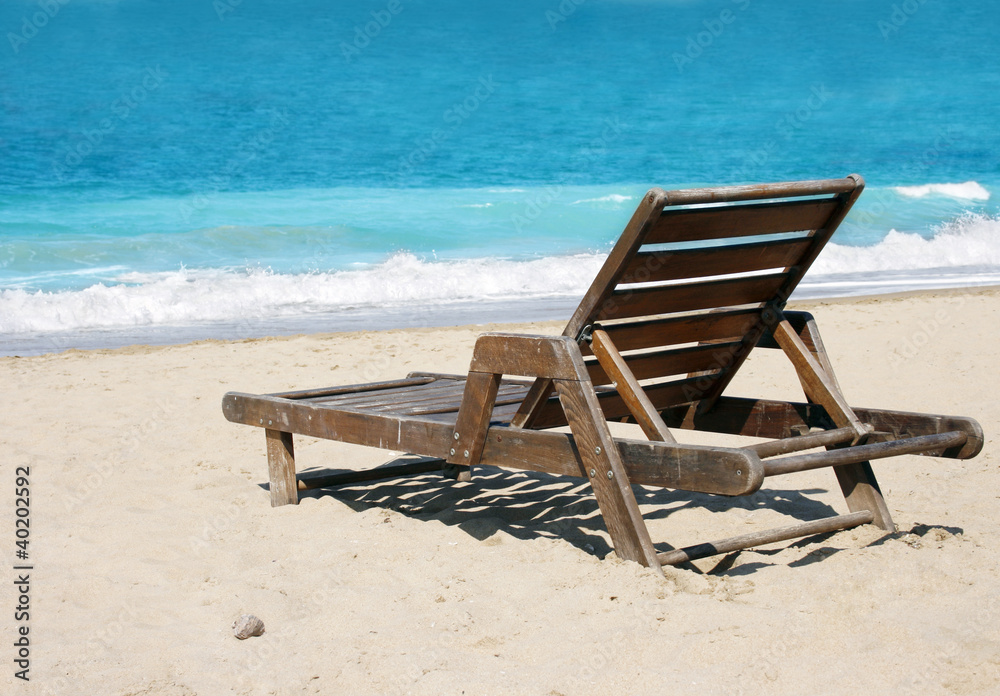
[4,283,1000,358]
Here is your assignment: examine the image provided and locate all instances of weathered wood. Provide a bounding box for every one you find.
[747,425,867,459]
[657,511,874,566]
[660,177,859,205]
[265,429,297,507]
[562,189,668,343]
[579,309,761,356]
[619,237,813,285]
[645,198,840,245]
[223,175,987,576]
[469,333,585,381]
[763,431,968,476]
[584,341,743,385]
[272,376,439,401]
[446,371,502,480]
[599,272,789,321]
[298,459,444,490]
[769,315,867,438]
[553,378,661,570]
[658,397,984,460]
[589,328,676,442]
[757,310,818,353]
[226,392,764,496]
[529,374,717,429]
[479,428,763,496]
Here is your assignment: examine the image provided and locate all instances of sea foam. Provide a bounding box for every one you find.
[893,181,990,201]
[2,214,998,336]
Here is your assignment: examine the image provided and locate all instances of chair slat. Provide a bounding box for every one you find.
[531,375,715,427]
[619,237,813,284]
[645,198,839,244]
[580,308,762,355]
[585,341,743,386]
[598,273,787,321]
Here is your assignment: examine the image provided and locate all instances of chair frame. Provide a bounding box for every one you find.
[223,176,983,573]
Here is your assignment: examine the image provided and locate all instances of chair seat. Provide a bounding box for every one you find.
[271,374,533,424]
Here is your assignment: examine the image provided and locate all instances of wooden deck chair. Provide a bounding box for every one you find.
[222,175,983,573]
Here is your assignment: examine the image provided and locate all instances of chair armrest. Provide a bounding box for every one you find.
[468,333,588,381]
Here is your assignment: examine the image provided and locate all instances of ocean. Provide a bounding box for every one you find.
[1,0,998,355]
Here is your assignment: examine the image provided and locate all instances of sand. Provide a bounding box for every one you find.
[2,287,998,695]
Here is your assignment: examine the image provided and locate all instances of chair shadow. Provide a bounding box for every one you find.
[261,456,865,575]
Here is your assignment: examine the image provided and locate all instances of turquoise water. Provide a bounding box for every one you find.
[1,0,999,352]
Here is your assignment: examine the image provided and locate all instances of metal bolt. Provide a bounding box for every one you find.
[589,468,596,478]
[449,448,456,456]
[607,471,614,479]
[463,450,469,458]
[268,420,272,425]
[594,447,601,455]
[259,419,263,424]
[454,432,460,440]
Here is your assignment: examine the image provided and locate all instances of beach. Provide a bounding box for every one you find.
[2,286,997,695]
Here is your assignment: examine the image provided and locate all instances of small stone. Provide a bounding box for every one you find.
[232,614,265,640]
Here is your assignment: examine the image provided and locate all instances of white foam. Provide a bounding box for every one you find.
[813,213,1000,274]
[0,252,605,334]
[893,181,990,201]
[3,215,999,336]
[571,194,634,205]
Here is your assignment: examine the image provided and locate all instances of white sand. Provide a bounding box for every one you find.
[2,287,998,695]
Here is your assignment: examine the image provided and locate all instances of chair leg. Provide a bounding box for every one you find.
[553,379,662,572]
[833,460,895,531]
[265,429,298,507]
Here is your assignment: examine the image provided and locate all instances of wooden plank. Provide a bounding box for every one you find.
[469,333,585,381]
[589,329,676,442]
[681,180,865,413]
[224,394,764,496]
[265,429,297,507]
[562,189,668,342]
[552,378,661,570]
[619,237,814,284]
[646,198,840,245]
[657,511,873,566]
[529,375,716,428]
[314,379,466,408]
[599,272,787,321]
[580,309,762,355]
[660,177,859,206]
[271,376,439,400]
[445,371,502,480]
[763,431,968,476]
[479,428,763,496]
[585,341,743,385]
[769,315,867,438]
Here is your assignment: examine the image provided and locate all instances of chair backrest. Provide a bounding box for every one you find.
[522,176,864,428]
